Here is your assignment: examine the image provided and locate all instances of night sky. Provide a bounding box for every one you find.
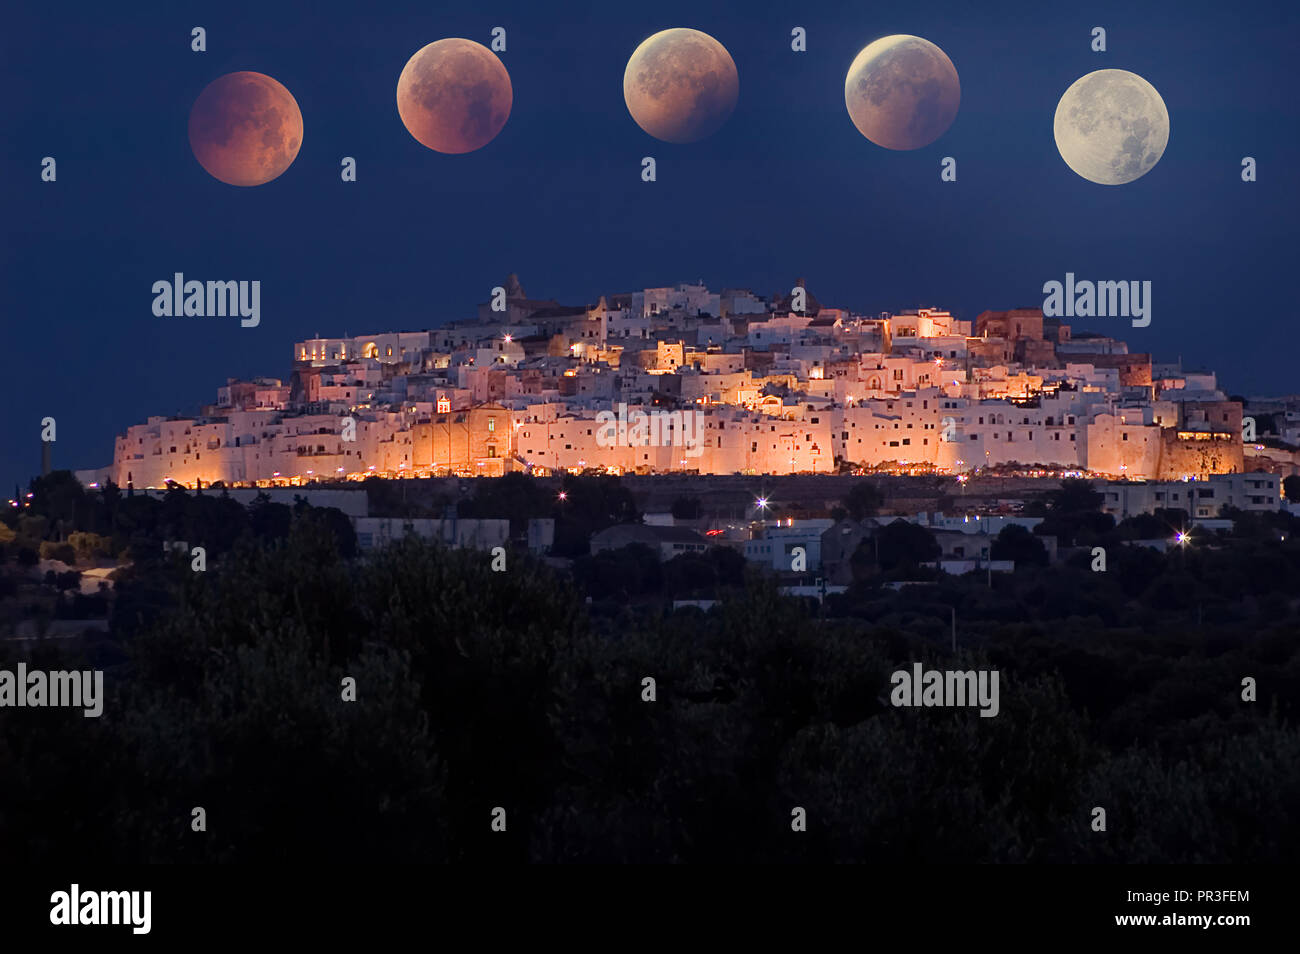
[4,0,1297,492]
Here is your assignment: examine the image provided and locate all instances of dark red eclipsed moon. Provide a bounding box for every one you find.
[397,38,513,154]
[188,71,303,186]
[623,28,738,144]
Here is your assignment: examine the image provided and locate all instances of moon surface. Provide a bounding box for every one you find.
[188,72,303,186]
[1054,69,1169,185]
[845,35,960,150]
[624,28,738,144]
[397,39,512,154]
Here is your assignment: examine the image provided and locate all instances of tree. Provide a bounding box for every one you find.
[26,470,87,534]
[1284,475,1300,502]
[552,475,639,557]
[459,472,552,534]
[992,524,1049,566]
[1114,513,1175,541]
[574,543,662,599]
[843,481,884,520]
[247,493,293,540]
[670,496,702,521]
[1036,478,1114,546]
[68,531,112,560]
[39,541,76,565]
[1049,478,1104,514]
[874,519,940,571]
[300,506,358,558]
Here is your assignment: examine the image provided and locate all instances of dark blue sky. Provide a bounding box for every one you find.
[4,0,1297,492]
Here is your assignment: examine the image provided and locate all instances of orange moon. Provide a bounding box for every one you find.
[188,71,303,186]
[397,39,513,154]
[624,28,738,144]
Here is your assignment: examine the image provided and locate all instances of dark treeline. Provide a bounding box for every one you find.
[2,487,1297,861]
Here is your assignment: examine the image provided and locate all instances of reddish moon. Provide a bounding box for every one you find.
[188,71,303,186]
[624,28,738,144]
[397,39,513,154]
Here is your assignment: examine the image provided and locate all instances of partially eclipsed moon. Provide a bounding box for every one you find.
[188,71,303,187]
[397,38,513,154]
[624,28,738,144]
[844,35,960,150]
[1054,69,1169,185]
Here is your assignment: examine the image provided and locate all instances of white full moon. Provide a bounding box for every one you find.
[1053,69,1169,185]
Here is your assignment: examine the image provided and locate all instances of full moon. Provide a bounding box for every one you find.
[397,38,512,154]
[844,35,960,150]
[1054,69,1169,185]
[624,28,738,144]
[188,72,303,187]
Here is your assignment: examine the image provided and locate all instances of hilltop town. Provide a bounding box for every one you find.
[76,275,1300,489]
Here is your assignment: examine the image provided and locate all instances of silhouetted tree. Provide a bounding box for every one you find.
[992,524,1049,566]
[875,519,940,572]
[843,480,884,520]
[670,496,702,520]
